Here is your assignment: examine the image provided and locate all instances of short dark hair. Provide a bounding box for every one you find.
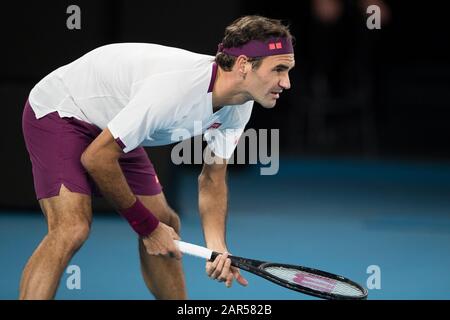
[215,15,294,71]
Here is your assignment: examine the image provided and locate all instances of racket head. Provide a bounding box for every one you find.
[211,252,368,300]
[258,262,368,300]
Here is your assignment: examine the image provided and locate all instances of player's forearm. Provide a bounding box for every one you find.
[81,155,135,210]
[82,152,159,237]
[198,174,228,250]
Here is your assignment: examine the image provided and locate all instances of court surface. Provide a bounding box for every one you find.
[1,157,450,299]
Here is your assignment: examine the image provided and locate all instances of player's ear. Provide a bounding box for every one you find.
[235,55,249,78]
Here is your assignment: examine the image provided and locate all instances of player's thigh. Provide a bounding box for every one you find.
[23,100,95,232]
[39,184,92,234]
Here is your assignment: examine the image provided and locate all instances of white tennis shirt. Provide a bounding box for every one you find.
[29,43,254,159]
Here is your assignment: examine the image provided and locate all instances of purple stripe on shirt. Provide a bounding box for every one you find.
[115,137,126,150]
[208,63,218,93]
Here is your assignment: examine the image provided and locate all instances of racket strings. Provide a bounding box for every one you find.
[263,266,365,298]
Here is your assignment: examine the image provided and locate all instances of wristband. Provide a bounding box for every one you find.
[119,198,159,237]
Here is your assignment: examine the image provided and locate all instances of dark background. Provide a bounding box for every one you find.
[1,0,449,211]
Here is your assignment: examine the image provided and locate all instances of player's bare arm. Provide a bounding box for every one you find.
[80,128,134,209]
[81,128,181,259]
[198,151,228,251]
[198,149,248,287]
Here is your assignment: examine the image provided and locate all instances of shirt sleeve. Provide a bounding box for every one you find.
[204,102,253,159]
[107,76,179,153]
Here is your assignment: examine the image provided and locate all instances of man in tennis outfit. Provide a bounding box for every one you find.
[21,15,295,299]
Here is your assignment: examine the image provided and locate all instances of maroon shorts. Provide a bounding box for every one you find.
[22,100,162,200]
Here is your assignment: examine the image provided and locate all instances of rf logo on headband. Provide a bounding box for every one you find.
[268,42,283,50]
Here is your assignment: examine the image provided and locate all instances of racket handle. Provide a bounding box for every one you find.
[175,240,213,260]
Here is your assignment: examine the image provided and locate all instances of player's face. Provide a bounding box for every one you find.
[247,54,295,108]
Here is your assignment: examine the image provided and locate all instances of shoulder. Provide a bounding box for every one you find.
[131,63,215,102]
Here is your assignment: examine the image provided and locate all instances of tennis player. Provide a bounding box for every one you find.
[20,15,295,299]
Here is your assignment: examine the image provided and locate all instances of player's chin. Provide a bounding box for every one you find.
[259,99,277,109]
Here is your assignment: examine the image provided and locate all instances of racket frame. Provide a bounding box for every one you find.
[210,252,368,300]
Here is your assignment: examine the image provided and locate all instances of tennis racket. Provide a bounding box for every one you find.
[175,240,368,300]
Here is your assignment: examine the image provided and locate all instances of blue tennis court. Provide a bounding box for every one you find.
[1,158,450,299]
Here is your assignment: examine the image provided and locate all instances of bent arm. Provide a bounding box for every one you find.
[81,128,180,256]
[80,128,136,210]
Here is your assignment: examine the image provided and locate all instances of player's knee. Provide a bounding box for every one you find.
[50,222,90,251]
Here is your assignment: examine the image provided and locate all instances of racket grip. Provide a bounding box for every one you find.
[175,240,213,260]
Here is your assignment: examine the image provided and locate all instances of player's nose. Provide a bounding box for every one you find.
[279,74,291,90]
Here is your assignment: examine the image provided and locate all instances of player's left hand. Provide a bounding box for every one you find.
[206,251,249,288]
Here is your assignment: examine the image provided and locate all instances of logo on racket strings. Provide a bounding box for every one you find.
[293,273,337,293]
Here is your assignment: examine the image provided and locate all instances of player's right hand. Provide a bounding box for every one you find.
[142,222,182,259]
